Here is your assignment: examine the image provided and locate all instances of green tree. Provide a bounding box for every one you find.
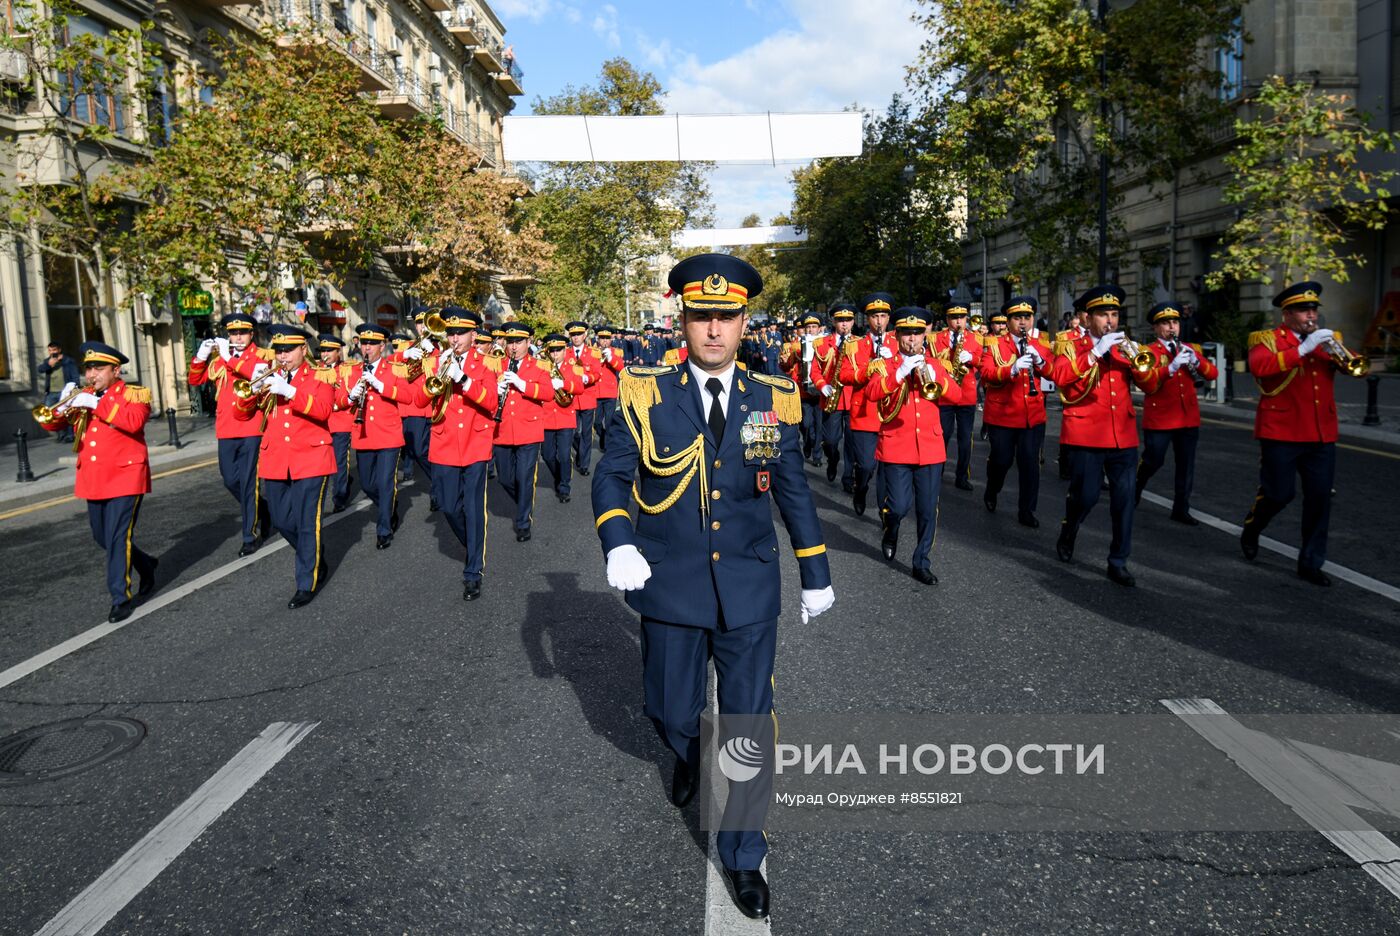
[522,57,711,326]
[1208,76,1397,289]
[728,212,797,319]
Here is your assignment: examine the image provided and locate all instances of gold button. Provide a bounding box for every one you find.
[90,455,96,462]
[711,551,720,562]
[714,459,722,469]
[284,436,291,442]
[711,490,721,500]
[458,423,464,428]
[284,422,291,428]
[711,520,721,531]
[89,441,96,447]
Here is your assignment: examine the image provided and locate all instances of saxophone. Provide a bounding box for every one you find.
[539,352,574,406]
[820,335,851,414]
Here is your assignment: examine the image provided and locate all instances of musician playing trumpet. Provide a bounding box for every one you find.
[864,307,962,585]
[931,302,983,492]
[1241,281,1368,586]
[980,296,1053,528]
[1051,285,1161,587]
[37,342,156,623]
[538,333,590,504]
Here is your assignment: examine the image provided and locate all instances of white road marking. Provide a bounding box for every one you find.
[33,721,318,936]
[704,667,771,934]
[1139,491,1400,604]
[1162,698,1400,899]
[0,493,384,690]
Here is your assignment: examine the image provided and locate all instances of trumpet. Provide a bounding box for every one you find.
[232,366,285,401]
[1117,334,1156,376]
[424,350,462,397]
[538,351,574,406]
[1325,336,1370,378]
[31,380,91,424]
[915,361,944,402]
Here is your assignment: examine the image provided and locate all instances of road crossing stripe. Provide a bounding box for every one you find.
[0,491,385,690]
[1161,698,1400,901]
[1138,490,1400,605]
[703,667,770,935]
[33,721,318,936]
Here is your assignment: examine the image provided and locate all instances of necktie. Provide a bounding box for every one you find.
[1169,341,1178,358]
[706,377,726,441]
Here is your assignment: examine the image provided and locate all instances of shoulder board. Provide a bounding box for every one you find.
[255,347,275,362]
[1189,343,1206,356]
[736,360,748,371]
[1055,330,1073,341]
[122,384,151,405]
[1247,329,1276,351]
[748,372,800,425]
[392,362,411,379]
[624,365,676,377]
[482,355,504,375]
[662,349,682,365]
[338,363,355,379]
[314,366,338,384]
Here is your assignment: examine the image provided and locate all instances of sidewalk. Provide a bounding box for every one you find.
[1203,369,1400,447]
[0,415,220,513]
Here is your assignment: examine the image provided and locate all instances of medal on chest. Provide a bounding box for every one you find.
[741,410,781,461]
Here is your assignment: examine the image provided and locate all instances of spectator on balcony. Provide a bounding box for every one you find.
[503,44,514,66]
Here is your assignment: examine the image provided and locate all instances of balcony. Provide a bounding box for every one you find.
[421,0,450,11]
[496,57,523,96]
[375,71,429,118]
[473,35,504,71]
[440,109,499,168]
[442,9,483,45]
[274,0,393,93]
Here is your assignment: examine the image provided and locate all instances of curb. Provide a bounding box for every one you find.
[0,439,220,515]
[1198,401,1400,448]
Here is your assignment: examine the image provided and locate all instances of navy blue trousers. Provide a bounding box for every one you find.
[573,408,595,469]
[431,460,489,583]
[330,431,352,508]
[595,398,617,453]
[541,428,575,496]
[262,476,329,591]
[88,495,154,604]
[821,410,857,486]
[1063,445,1138,569]
[1138,427,1199,515]
[356,448,400,537]
[494,442,540,532]
[985,423,1047,516]
[939,404,976,486]
[880,462,943,571]
[851,429,885,510]
[400,416,432,483]
[641,615,776,871]
[218,436,263,545]
[1243,440,1336,572]
[801,400,824,460]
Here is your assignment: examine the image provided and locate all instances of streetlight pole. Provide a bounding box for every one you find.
[1097,0,1110,283]
[903,161,916,305]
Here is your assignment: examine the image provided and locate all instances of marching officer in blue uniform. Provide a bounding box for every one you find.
[593,253,835,920]
[638,322,664,366]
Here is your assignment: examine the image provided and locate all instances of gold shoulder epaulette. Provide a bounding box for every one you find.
[662,348,682,366]
[392,362,411,379]
[314,366,338,384]
[625,365,676,377]
[736,360,748,371]
[1055,330,1073,342]
[256,346,275,362]
[1054,336,1074,358]
[1247,329,1277,352]
[338,363,355,380]
[122,384,151,405]
[748,372,801,425]
[481,354,504,375]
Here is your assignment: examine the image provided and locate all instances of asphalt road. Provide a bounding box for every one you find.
[2,405,1399,935]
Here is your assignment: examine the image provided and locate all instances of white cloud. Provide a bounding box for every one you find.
[490,0,556,23]
[592,3,620,48]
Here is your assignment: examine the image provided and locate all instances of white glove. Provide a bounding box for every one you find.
[878,345,894,359]
[403,346,425,361]
[195,339,215,362]
[821,384,836,398]
[895,354,924,381]
[602,347,613,362]
[1010,352,1034,376]
[1028,345,1046,366]
[1168,348,1194,376]
[214,337,231,360]
[1298,329,1333,355]
[606,544,652,591]
[800,585,835,624]
[68,391,99,410]
[58,381,76,401]
[551,377,565,391]
[267,373,296,400]
[419,336,435,352]
[348,384,365,404]
[501,370,527,391]
[497,378,510,397]
[250,362,270,381]
[958,349,973,364]
[445,358,465,383]
[366,372,385,393]
[1092,331,1124,359]
[581,372,592,386]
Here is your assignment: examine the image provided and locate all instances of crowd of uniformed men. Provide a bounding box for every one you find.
[31,250,1370,919]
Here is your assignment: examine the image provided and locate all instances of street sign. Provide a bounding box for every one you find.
[177,288,214,318]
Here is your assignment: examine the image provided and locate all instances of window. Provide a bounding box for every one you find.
[146,61,174,144]
[1217,18,1243,102]
[58,15,126,133]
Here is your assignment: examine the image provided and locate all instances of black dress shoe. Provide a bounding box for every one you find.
[1055,525,1076,562]
[390,510,400,533]
[577,466,590,476]
[825,459,838,482]
[955,478,973,491]
[316,559,328,589]
[376,535,392,550]
[1297,566,1332,587]
[287,590,315,609]
[880,518,898,562]
[725,868,770,920]
[852,486,867,516]
[108,602,133,624]
[516,528,531,542]
[137,558,158,597]
[671,757,697,808]
[429,499,440,513]
[1106,564,1136,587]
[1170,511,1200,527]
[557,492,571,503]
[1018,511,1039,529]
[238,541,259,558]
[1240,527,1260,561]
[984,493,997,513]
[463,580,482,601]
[911,567,937,585]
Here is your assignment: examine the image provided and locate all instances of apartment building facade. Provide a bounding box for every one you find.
[0,0,525,435]
[960,0,1400,359]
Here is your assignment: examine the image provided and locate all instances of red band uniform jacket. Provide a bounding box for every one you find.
[41,381,152,499]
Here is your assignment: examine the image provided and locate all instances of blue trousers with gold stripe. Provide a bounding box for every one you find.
[851,429,885,510]
[262,476,329,592]
[400,416,432,483]
[218,437,263,546]
[1063,445,1137,569]
[985,423,1046,516]
[88,495,154,605]
[1243,439,1335,572]
[939,404,976,486]
[356,448,400,537]
[880,462,943,572]
[573,408,595,469]
[641,615,775,871]
[431,461,489,583]
[595,398,617,453]
[330,431,352,508]
[494,442,540,532]
[541,428,575,496]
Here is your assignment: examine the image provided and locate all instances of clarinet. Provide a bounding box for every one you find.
[352,360,374,425]
[493,357,519,423]
[1021,332,1039,397]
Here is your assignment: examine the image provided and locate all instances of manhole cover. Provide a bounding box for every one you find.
[0,717,145,786]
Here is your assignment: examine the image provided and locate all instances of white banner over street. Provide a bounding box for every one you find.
[672,225,809,249]
[502,112,864,164]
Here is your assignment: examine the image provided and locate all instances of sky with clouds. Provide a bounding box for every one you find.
[493,0,927,228]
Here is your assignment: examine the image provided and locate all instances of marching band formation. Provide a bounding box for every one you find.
[29,253,1374,919]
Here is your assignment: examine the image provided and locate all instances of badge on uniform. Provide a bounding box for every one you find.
[740,411,781,461]
[756,470,771,494]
